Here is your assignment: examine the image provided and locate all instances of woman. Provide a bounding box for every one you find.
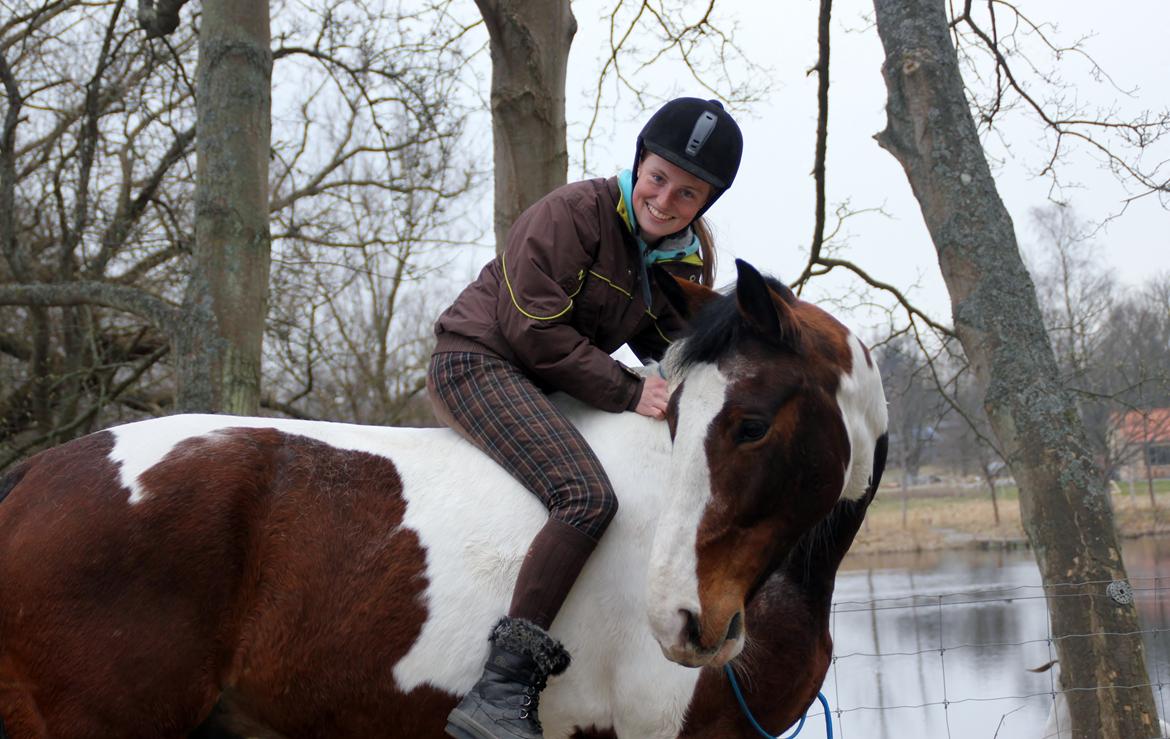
[430,97,743,739]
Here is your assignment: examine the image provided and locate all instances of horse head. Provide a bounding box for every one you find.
[646,259,888,668]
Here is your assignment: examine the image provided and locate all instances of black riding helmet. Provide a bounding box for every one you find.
[633,97,744,220]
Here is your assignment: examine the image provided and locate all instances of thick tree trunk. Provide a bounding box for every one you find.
[473,0,575,253]
[181,0,271,413]
[870,1,1159,736]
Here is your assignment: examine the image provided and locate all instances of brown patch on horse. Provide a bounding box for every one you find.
[0,427,454,738]
[167,430,447,737]
[0,430,212,737]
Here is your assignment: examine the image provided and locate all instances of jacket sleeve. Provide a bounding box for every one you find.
[495,191,643,413]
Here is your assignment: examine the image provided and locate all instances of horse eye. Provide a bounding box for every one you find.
[735,419,769,444]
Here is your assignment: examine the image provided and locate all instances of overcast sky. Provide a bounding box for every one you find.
[558,0,1169,329]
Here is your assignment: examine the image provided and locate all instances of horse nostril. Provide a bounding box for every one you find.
[725,611,743,642]
[680,608,702,646]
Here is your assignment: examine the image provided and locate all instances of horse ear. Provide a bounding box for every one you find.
[652,266,719,321]
[734,259,800,344]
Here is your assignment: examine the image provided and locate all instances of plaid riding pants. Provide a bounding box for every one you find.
[427,351,618,541]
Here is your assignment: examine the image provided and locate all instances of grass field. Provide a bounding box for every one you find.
[851,478,1170,555]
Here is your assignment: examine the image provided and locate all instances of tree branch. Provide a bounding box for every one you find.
[0,282,179,331]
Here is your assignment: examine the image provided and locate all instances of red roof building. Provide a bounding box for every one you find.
[1113,408,1170,479]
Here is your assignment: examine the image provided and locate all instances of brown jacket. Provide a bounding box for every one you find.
[434,176,700,412]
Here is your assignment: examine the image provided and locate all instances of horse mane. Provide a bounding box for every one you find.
[668,274,798,373]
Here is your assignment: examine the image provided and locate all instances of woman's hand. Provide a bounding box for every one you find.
[635,375,670,420]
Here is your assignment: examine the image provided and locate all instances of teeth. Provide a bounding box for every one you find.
[645,202,672,221]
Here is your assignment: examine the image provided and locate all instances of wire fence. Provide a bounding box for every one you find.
[801,562,1170,739]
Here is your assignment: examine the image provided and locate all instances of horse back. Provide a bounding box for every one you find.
[0,419,454,737]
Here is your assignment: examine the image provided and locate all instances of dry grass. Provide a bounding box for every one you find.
[851,484,1170,555]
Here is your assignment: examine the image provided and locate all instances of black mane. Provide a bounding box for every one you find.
[672,274,795,371]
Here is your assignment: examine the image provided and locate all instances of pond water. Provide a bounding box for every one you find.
[805,536,1170,739]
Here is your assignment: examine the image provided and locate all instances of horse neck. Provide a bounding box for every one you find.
[714,496,871,733]
[776,494,869,605]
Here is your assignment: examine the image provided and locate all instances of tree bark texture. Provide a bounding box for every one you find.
[870,1,1159,736]
[184,0,272,413]
[473,0,575,253]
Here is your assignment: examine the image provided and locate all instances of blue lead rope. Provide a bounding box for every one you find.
[724,664,834,739]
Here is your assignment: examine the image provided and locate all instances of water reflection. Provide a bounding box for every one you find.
[815,537,1170,738]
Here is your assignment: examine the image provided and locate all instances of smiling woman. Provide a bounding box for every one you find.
[428,96,743,739]
[631,154,712,241]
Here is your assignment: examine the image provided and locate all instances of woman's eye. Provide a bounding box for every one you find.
[735,419,769,444]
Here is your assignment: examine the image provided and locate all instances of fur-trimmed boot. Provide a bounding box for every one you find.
[445,617,571,739]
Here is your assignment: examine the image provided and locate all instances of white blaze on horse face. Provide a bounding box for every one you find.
[646,362,728,656]
[835,334,889,501]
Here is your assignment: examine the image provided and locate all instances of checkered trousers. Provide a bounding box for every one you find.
[427,351,618,541]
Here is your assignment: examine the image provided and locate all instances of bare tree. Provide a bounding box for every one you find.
[471,0,770,254]
[472,0,575,252]
[871,0,1159,735]
[1098,279,1170,503]
[0,1,481,466]
[942,364,1008,524]
[178,0,271,413]
[876,336,946,526]
[577,0,768,172]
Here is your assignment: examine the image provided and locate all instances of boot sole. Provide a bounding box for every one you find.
[444,722,479,739]
[445,711,502,739]
[446,708,541,739]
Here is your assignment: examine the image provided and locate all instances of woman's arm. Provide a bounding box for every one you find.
[495,192,644,413]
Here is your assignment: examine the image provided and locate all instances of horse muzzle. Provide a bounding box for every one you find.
[652,607,745,668]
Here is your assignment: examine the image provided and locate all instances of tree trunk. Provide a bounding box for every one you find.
[983,465,1001,526]
[181,0,271,413]
[473,0,575,253]
[870,1,1159,736]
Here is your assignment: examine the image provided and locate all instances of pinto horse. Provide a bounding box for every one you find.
[0,260,887,738]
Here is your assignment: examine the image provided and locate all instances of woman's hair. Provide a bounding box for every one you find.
[692,216,716,287]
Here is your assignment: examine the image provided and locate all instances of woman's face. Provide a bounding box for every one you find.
[632,153,713,243]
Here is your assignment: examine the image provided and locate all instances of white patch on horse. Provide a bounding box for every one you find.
[105,406,704,737]
[392,395,699,738]
[835,334,889,501]
[646,362,728,657]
